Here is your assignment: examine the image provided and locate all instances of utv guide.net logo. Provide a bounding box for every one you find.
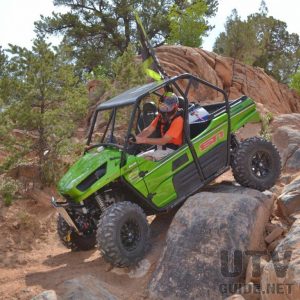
[219,250,295,295]
[219,283,293,295]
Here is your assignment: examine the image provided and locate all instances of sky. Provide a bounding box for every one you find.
[0,0,299,52]
[202,0,300,50]
[0,0,66,50]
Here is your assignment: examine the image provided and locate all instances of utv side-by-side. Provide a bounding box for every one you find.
[52,73,281,267]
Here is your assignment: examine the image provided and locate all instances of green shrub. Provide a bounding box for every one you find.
[290,70,300,93]
[260,112,273,141]
[0,176,21,206]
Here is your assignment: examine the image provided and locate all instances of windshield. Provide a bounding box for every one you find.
[88,105,135,146]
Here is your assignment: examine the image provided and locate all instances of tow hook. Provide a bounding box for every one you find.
[65,231,72,242]
[51,197,81,234]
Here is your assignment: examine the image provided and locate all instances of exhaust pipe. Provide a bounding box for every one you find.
[51,197,81,234]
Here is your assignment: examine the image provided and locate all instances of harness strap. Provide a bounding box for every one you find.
[156,109,183,149]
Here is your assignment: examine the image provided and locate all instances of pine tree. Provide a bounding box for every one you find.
[0,39,88,184]
[213,9,260,64]
[213,1,300,83]
[167,0,209,47]
[34,0,218,71]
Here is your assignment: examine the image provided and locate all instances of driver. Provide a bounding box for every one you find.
[135,92,184,161]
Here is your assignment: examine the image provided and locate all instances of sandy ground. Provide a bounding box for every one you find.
[0,192,175,300]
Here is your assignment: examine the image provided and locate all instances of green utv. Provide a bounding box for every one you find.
[52,73,281,267]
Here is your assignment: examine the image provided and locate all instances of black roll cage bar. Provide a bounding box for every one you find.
[87,73,230,180]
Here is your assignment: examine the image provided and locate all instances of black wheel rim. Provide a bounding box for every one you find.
[120,219,141,251]
[251,151,271,178]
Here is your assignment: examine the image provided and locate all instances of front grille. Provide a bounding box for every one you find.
[76,163,107,192]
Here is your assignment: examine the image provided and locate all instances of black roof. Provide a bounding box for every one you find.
[96,80,165,111]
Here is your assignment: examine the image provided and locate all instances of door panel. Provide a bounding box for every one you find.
[173,141,228,198]
[135,148,194,208]
[135,114,229,208]
[122,155,149,197]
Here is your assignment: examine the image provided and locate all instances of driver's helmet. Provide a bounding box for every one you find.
[159,92,179,113]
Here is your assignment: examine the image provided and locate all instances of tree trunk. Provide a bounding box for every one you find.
[37,93,47,185]
[124,16,130,49]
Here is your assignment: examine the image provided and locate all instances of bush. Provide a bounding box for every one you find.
[17,211,40,231]
[0,176,21,206]
[290,70,300,93]
[260,111,273,141]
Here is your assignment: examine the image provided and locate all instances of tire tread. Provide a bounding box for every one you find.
[232,137,281,191]
[97,202,149,267]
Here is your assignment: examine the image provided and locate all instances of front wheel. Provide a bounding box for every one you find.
[231,137,281,191]
[97,202,149,267]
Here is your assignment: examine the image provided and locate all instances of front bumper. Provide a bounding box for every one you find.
[51,196,81,234]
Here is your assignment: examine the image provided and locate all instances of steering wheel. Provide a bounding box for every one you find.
[127,134,145,155]
[127,133,136,144]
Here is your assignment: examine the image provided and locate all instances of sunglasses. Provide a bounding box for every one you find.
[159,102,173,112]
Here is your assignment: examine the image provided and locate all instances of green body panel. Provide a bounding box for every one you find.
[135,148,192,207]
[57,96,260,208]
[121,155,150,197]
[229,98,260,132]
[58,147,122,203]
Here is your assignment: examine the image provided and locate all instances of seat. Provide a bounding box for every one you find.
[136,102,158,134]
[190,121,211,139]
[143,102,157,127]
[188,104,212,139]
[178,96,185,109]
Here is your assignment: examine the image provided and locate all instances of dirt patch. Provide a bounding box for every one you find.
[0,192,175,300]
[0,198,53,263]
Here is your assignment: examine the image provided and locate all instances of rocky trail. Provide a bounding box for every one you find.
[1,160,299,300]
[1,46,300,299]
[0,196,176,300]
[1,117,300,300]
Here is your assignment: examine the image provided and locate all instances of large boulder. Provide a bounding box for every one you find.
[261,216,300,300]
[148,184,274,300]
[278,175,300,218]
[31,290,57,300]
[58,275,118,300]
[271,114,300,173]
[156,46,300,114]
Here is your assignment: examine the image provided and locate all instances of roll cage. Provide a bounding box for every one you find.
[87,73,231,181]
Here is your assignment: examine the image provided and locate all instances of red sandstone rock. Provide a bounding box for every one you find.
[267,239,281,253]
[265,227,284,244]
[155,46,300,114]
[261,218,300,300]
[278,175,300,217]
[271,114,300,174]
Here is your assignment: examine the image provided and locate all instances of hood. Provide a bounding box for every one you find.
[58,147,121,202]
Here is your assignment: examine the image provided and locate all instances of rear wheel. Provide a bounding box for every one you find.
[231,137,281,191]
[57,215,96,251]
[97,202,149,267]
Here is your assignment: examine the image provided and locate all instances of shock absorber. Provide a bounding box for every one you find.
[95,192,106,212]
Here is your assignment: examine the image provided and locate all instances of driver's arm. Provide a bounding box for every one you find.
[136,116,183,146]
[136,114,159,138]
[136,123,156,138]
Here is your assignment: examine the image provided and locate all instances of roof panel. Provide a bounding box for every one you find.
[97,80,165,110]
